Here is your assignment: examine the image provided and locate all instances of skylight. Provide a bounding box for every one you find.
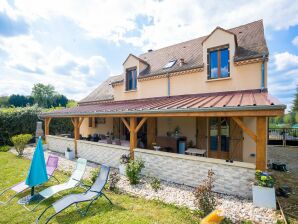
[163,59,176,69]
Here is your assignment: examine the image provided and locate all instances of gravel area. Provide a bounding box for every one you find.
[117,176,279,224]
[10,146,279,223]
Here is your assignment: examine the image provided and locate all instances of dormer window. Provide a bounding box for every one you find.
[207,46,230,80]
[126,67,137,91]
[163,59,176,69]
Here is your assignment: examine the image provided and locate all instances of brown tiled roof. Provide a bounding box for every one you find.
[79,75,123,104]
[43,89,285,117]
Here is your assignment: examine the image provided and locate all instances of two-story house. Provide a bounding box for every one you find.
[42,20,285,198]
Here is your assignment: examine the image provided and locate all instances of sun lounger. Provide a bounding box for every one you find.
[0,155,59,205]
[36,165,111,224]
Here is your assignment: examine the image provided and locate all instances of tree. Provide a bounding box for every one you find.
[0,96,9,107]
[52,94,68,107]
[293,86,298,112]
[8,94,29,107]
[31,83,55,108]
[66,100,77,108]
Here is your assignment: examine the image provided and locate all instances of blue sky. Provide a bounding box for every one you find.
[0,0,297,111]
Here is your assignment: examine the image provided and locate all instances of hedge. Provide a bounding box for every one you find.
[0,106,73,146]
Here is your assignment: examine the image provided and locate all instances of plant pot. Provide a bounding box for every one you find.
[119,164,127,176]
[252,185,276,209]
[65,150,75,160]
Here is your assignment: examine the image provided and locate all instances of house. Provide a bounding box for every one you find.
[42,20,285,198]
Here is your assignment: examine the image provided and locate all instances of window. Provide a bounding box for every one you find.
[126,68,137,91]
[163,59,176,69]
[207,47,229,80]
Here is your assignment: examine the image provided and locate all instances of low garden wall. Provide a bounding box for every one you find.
[77,140,129,168]
[46,135,75,154]
[135,148,255,198]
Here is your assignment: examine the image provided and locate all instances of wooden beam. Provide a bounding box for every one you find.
[71,118,75,126]
[121,117,130,131]
[147,118,157,150]
[231,117,257,142]
[256,117,267,170]
[42,108,285,119]
[135,117,148,133]
[72,117,80,157]
[129,117,137,159]
[44,117,52,139]
[78,117,84,128]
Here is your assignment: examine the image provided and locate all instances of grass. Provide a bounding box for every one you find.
[0,152,199,224]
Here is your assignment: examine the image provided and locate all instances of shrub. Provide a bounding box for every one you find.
[193,169,216,216]
[120,154,130,164]
[109,171,120,191]
[11,134,33,156]
[126,158,145,185]
[149,176,161,192]
[255,170,275,188]
[0,145,10,152]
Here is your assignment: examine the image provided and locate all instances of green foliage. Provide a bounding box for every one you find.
[194,169,216,216]
[240,220,253,224]
[292,86,298,112]
[31,83,55,108]
[255,170,275,187]
[149,176,161,192]
[221,218,234,224]
[90,167,101,183]
[11,134,32,156]
[0,106,73,146]
[126,158,145,185]
[0,145,10,152]
[8,94,33,107]
[66,100,77,108]
[52,94,68,107]
[0,96,9,107]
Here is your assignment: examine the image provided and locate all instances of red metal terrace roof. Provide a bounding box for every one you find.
[42,89,285,117]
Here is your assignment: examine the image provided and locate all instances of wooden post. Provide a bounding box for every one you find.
[256,117,267,170]
[73,117,80,157]
[129,117,137,159]
[147,118,157,149]
[44,117,51,142]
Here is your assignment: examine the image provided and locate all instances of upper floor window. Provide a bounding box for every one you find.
[126,67,137,91]
[207,46,230,80]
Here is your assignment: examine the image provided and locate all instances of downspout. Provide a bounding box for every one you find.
[167,73,170,97]
[261,54,266,91]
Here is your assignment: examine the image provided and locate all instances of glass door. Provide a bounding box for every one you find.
[208,117,230,159]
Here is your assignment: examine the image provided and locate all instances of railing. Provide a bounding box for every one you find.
[268,128,298,146]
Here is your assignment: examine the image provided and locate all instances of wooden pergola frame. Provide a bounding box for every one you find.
[43,108,284,171]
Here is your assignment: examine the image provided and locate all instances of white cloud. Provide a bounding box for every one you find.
[293,36,298,47]
[9,0,298,50]
[273,52,298,71]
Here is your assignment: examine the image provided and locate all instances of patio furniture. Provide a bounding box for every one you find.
[23,158,87,211]
[0,155,59,205]
[185,148,207,157]
[36,165,111,224]
[156,136,187,153]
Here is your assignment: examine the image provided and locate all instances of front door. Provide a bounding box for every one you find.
[209,117,230,160]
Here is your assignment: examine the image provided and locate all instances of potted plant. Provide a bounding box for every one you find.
[65,147,75,160]
[119,154,130,176]
[252,170,276,209]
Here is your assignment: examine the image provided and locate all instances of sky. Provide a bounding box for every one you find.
[0,0,297,111]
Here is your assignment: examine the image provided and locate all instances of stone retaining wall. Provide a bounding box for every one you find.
[77,140,129,168]
[46,135,75,154]
[135,148,255,198]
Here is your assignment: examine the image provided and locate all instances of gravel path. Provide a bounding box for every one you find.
[10,146,279,223]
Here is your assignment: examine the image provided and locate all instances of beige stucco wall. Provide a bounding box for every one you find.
[113,28,267,101]
[80,117,113,137]
[157,117,197,144]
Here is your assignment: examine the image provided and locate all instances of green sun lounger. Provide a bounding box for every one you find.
[24,158,87,211]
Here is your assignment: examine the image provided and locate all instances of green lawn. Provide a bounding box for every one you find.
[0,152,199,224]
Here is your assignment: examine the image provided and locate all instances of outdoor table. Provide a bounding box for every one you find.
[185,148,207,157]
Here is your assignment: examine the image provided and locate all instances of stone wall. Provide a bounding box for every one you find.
[135,148,255,198]
[77,140,129,168]
[46,135,75,154]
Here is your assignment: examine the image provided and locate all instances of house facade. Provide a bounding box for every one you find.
[42,20,285,198]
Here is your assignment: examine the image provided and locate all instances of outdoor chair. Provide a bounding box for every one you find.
[36,165,111,224]
[23,158,87,211]
[0,155,59,205]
